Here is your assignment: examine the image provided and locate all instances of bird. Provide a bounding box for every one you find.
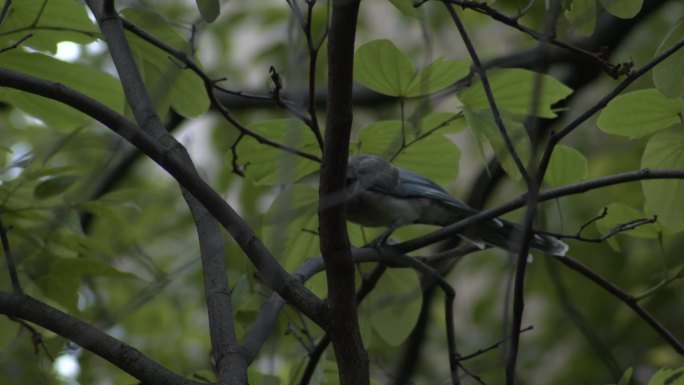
[344,154,568,256]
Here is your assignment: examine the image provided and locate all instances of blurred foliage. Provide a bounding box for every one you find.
[0,0,683,385]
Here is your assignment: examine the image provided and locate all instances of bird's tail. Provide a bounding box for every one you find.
[460,217,568,256]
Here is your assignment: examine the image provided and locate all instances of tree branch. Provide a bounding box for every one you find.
[554,255,684,355]
[0,292,202,385]
[396,169,684,253]
[0,215,22,294]
[319,1,368,384]
[0,68,326,326]
[85,0,241,381]
[443,1,530,185]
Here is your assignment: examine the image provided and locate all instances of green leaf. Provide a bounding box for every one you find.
[34,274,81,313]
[646,367,684,385]
[405,56,470,97]
[196,0,221,23]
[464,108,530,181]
[354,39,415,97]
[357,120,405,157]
[458,68,572,118]
[545,145,588,187]
[369,269,422,346]
[357,119,460,185]
[596,203,660,240]
[617,367,633,385]
[49,258,137,278]
[235,119,320,186]
[33,175,80,199]
[418,113,466,135]
[170,70,211,118]
[354,39,469,98]
[0,0,98,53]
[122,8,209,119]
[641,128,684,228]
[393,135,460,186]
[564,0,596,36]
[597,89,684,138]
[262,185,319,271]
[653,17,684,98]
[600,0,642,19]
[0,51,125,130]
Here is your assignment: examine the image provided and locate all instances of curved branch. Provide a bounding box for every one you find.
[0,292,202,385]
[0,68,326,327]
[555,255,684,355]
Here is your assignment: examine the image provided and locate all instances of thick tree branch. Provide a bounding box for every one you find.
[0,215,22,294]
[0,68,326,325]
[319,1,368,384]
[85,0,241,381]
[0,292,202,385]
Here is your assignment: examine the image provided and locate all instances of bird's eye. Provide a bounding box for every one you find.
[345,176,356,186]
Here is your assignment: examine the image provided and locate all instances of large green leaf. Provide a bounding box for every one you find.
[354,39,415,97]
[600,0,642,19]
[464,108,530,181]
[404,56,470,97]
[0,0,98,53]
[369,269,422,346]
[357,119,461,185]
[34,274,81,313]
[262,185,320,271]
[564,0,596,36]
[33,175,80,200]
[354,39,469,97]
[0,51,125,130]
[122,8,210,119]
[458,68,572,118]
[417,113,466,136]
[646,367,684,385]
[641,128,684,228]
[545,145,588,188]
[597,89,684,138]
[393,136,460,186]
[357,120,405,157]
[235,119,320,186]
[653,17,684,98]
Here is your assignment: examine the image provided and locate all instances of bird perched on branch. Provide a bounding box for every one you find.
[345,154,568,256]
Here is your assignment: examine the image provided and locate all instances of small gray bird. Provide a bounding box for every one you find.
[345,154,568,256]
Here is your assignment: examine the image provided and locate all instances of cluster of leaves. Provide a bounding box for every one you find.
[0,0,683,385]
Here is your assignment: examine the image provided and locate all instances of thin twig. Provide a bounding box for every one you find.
[0,0,12,27]
[419,0,626,78]
[8,315,54,361]
[0,33,32,54]
[544,259,623,378]
[120,18,321,166]
[442,1,531,185]
[555,254,684,354]
[540,215,657,243]
[536,36,684,187]
[458,326,534,361]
